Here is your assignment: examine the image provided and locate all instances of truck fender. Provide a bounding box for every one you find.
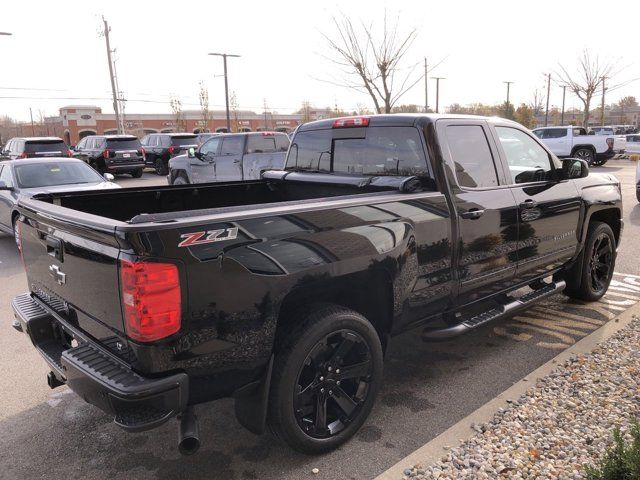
[233,354,274,435]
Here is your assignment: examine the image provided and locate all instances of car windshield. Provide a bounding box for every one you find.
[14,162,104,188]
[106,138,141,150]
[24,140,67,153]
[171,136,198,146]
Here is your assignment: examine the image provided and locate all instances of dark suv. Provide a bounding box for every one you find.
[141,133,199,175]
[72,135,145,177]
[0,137,71,161]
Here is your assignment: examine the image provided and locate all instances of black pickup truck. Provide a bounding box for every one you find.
[11,114,622,455]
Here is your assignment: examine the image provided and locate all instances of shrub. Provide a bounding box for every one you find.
[586,422,640,480]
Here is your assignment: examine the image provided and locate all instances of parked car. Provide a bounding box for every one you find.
[626,134,640,156]
[532,126,615,166]
[168,132,289,185]
[0,137,71,161]
[196,132,219,146]
[12,114,621,456]
[72,135,145,177]
[589,126,626,153]
[0,158,119,245]
[141,133,199,175]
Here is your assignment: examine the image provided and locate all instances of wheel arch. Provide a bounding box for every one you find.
[571,144,596,156]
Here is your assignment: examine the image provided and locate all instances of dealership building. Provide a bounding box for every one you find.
[53,105,317,145]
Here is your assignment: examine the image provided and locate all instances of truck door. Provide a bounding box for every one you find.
[191,137,219,183]
[491,124,581,284]
[437,120,519,303]
[216,135,244,181]
[541,128,570,156]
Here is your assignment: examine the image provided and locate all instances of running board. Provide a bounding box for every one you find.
[422,280,566,341]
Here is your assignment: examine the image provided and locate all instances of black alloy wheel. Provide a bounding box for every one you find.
[155,158,167,176]
[294,329,373,439]
[588,232,613,296]
[573,148,595,165]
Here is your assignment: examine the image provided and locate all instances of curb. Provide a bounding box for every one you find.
[374,300,640,480]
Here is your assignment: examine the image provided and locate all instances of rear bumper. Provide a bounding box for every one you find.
[105,161,145,172]
[596,148,616,160]
[11,293,188,432]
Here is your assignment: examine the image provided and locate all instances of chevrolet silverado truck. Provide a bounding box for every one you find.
[532,126,616,166]
[11,114,622,455]
[167,131,289,185]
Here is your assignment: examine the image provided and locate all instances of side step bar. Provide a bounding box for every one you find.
[422,280,566,341]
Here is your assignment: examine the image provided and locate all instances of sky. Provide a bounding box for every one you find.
[1,0,639,121]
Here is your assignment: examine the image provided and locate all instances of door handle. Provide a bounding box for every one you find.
[233,159,241,164]
[519,199,538,209]
[460,208,485,220]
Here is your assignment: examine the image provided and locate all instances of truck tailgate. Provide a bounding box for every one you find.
[18,205,129,358]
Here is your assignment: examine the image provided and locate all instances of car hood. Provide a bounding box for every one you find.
[20,181,121,195]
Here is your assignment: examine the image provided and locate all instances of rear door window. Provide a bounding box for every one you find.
[445,125,499,188]
[220,136,244,155]
[247,135,277,153]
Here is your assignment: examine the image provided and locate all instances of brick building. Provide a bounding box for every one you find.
[56,105,312,145]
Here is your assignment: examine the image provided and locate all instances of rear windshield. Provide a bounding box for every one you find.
[14,162,103,188]
[24,140,67,153]
[246,134,290,153]
[286,126,428,176]
[171,135,198,146]
[106,138,141,150]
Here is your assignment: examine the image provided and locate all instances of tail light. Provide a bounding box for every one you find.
[67,150,73,157]
[606,138,614,148]
[332,116,370,128]
[119,259,181,342]
[168,146,175,155]
[262,132,275,137]
[102,149,111,159]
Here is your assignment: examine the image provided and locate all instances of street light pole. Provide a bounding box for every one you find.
[544,73,551,127]
[600,76,607,127]
[208,52,240,132]
[424,57,428,112]
[503,81,514,105]
[431,77,445,113]
[561,85,566,126]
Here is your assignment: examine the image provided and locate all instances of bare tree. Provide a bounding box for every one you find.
[529,88,545,115]
[556,51,626,128]
[230,92,239,132]
[322,12,421,113]
[198,82,212,133]
[169,96,186,132]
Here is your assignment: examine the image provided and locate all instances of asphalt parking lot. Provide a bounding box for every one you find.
[0,160,638,480]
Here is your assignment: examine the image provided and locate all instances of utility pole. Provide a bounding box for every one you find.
[600,76,607,126]
[102,17,123,134]
[503,81,514,105]
[263,98,269,130]
[424,57,428,112]
[208,52,241,132]
[112,52,126,134]
[561,85,567,126]
[431,77,445,113]
[29,108,35,136]
[544,73,551,127]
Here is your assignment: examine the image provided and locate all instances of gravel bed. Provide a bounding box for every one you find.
[402,317,640,479]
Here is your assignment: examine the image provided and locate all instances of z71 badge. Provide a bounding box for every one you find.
[178,227,239,247]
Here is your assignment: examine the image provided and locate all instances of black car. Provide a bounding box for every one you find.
[0,158,119,245]
[12,114,621,455]
[0,137,71,160]
[141,133,199,175]
[72,135,145,178]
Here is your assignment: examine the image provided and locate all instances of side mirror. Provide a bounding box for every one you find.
[69,145,75,151]
[561,158,589,180]
[103,173,115,182]
[0,180,12,191]
[188,147,196,158]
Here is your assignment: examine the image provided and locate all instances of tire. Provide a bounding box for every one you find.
[564,221,616,301]
[155,158,167,176]
[573,148,595,165]
[90,159,105,175]
[636,189,640,203]
[267,304,383,454]
[131,169,143,178]
[173,175,188,185]
[12,214,20,250]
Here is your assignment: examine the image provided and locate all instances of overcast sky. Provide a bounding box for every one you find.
[1,0,639,121]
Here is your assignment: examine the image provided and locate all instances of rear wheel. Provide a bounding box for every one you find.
[155,158,167,176]
[564,221,615,301]
[12,214,19,249]
[573,148,595,165]
[131,169,143,178]
[267,305,383,454]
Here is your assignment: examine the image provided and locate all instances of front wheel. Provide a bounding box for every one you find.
[172,175,188,185]
[564,221,616,301]
[573,148,595,165]
[267,305,383,454]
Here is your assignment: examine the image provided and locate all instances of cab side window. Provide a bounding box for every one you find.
[445,125,499,188]
[496,127,553,184]
[0,165,14,187]
[200,138,220,156]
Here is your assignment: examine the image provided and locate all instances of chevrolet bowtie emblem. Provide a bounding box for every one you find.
[48,265,66,285]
